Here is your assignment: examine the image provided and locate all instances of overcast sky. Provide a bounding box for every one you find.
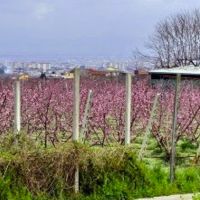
[1,0,200,59]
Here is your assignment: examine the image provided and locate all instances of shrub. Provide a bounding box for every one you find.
[0,142,200,199]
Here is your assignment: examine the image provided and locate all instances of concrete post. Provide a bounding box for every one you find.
[72,68,80,141]
[14,80,21,134]
[80,90,93,142]
[72,68,80,193]
[125,73,132,145]
[170,74,181,183]
[139,93,160,160]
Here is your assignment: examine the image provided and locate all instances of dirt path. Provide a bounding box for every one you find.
[137,194,194,200]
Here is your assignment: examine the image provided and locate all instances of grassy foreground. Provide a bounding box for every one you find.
[0,135,200,200]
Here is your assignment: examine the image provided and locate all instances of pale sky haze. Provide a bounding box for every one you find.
[1,0,200,58]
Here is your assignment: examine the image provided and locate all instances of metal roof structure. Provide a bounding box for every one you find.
[149,66,200,75]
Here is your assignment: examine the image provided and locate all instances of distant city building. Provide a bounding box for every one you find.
[0,58,135,78]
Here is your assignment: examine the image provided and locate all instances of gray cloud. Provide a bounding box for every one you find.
[0,0,200,58]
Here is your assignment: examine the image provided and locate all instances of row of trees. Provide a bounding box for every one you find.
[1,78,200,159]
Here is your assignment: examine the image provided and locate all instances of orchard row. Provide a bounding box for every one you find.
[0,77,200,155]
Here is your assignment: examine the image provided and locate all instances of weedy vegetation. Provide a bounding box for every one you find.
[0,134,200,200]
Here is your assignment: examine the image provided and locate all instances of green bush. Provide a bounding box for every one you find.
[193,194,200,200]
[0,176,32,200]
[79,152,148,199]
[0,140,200,199]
